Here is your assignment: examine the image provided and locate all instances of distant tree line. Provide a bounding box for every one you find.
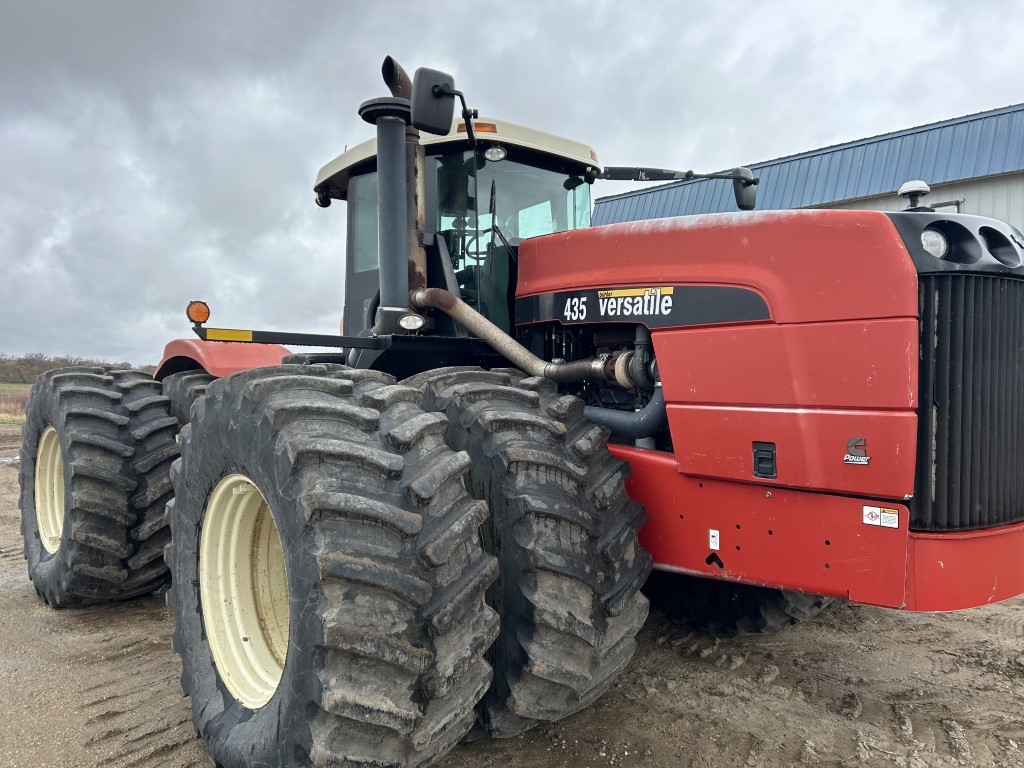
[0,353,155,383]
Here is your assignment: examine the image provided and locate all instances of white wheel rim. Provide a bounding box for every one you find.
[34,427,64,554]
[200,474,290,709]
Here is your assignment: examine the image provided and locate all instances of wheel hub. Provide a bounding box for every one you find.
[34,427,64,554]
[200,474,289,709]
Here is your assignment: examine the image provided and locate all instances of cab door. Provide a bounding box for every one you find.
[343,171,380,334]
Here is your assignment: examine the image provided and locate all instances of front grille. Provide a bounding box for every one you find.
[911,275,1024,530]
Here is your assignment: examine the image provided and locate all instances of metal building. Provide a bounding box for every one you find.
[593,103,1024,231]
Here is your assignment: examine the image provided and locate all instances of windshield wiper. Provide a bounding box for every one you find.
[488,178,516,260]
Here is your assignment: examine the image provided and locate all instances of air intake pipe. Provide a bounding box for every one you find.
[412,286,670,437]
[411,287,628,384]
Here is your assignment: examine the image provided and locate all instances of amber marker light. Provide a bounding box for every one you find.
[187,300,211,325]
[458,122,498,133]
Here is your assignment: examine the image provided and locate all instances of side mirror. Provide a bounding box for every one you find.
[732,167,757,211]
[411,67,456,135]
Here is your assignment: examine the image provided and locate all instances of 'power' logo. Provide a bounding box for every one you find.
[844,438,870,465]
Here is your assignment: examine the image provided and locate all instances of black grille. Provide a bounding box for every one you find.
[911,275,1024,530]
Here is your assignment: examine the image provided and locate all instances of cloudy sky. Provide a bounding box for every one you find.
[2,1,1023,364]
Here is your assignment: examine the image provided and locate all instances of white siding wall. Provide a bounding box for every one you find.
[817,171,1024,231]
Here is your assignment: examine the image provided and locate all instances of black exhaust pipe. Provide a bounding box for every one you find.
[381,56,428,294]
[382,56,413,99]
[358,92,411,335]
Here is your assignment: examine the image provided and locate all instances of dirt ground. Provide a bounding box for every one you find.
[1,421,1023,768]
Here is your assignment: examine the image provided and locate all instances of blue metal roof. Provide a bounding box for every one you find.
[593,103,1024,225]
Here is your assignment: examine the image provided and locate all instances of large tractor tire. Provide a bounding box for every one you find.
[19,366,178,607]
[412,368,652,737]
[645,571,835,636]
[161,369,215,428]
[166,365,499,767]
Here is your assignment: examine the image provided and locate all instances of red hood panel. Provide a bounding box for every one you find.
[517,210,919,324]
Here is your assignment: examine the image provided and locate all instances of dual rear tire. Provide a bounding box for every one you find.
[166,363,652,763]
[165,365,500,766]
[19,367,178,607]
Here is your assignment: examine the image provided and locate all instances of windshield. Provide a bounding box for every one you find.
[435,151,591,271]
[434,150,590,331]
[342,150,592,335]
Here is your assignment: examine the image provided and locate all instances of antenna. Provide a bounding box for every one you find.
[898,179,931,210]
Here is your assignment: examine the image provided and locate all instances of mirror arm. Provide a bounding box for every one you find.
[433,84,479,149]
[692,172,760,187]
[589,165,759,211]
[597,166,693,182]
[597,166,760,186]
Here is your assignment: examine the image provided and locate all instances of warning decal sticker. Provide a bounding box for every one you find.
[863,505,899,529]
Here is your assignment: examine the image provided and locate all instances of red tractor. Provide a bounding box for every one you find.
[18,57,1024,767]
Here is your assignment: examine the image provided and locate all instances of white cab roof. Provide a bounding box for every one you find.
[314,118,600,200]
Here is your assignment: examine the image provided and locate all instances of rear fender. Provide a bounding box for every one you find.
[154,339,292,380]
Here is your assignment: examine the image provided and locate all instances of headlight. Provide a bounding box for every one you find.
[483,145,507,162]
[921,228,949,259]
[399,313,425,331]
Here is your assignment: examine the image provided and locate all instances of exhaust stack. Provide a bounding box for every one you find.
[382,56,428,297]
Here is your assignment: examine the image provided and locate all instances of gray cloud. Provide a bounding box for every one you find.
[1,1,1022,363]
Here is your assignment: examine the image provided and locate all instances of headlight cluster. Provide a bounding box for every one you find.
[914,219,983,265]
[890,213,1024,270]
[920,229,948,259]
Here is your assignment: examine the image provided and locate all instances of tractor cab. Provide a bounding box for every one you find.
[314,119,598,337]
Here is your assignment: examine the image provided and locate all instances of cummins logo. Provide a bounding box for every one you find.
[844,437,870,465]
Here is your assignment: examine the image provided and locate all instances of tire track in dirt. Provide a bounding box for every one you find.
[0,424,23,457]
[57,606,207,768]
[0,461,210,768]
[442,604,1024,768]
[0,539,23,560]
